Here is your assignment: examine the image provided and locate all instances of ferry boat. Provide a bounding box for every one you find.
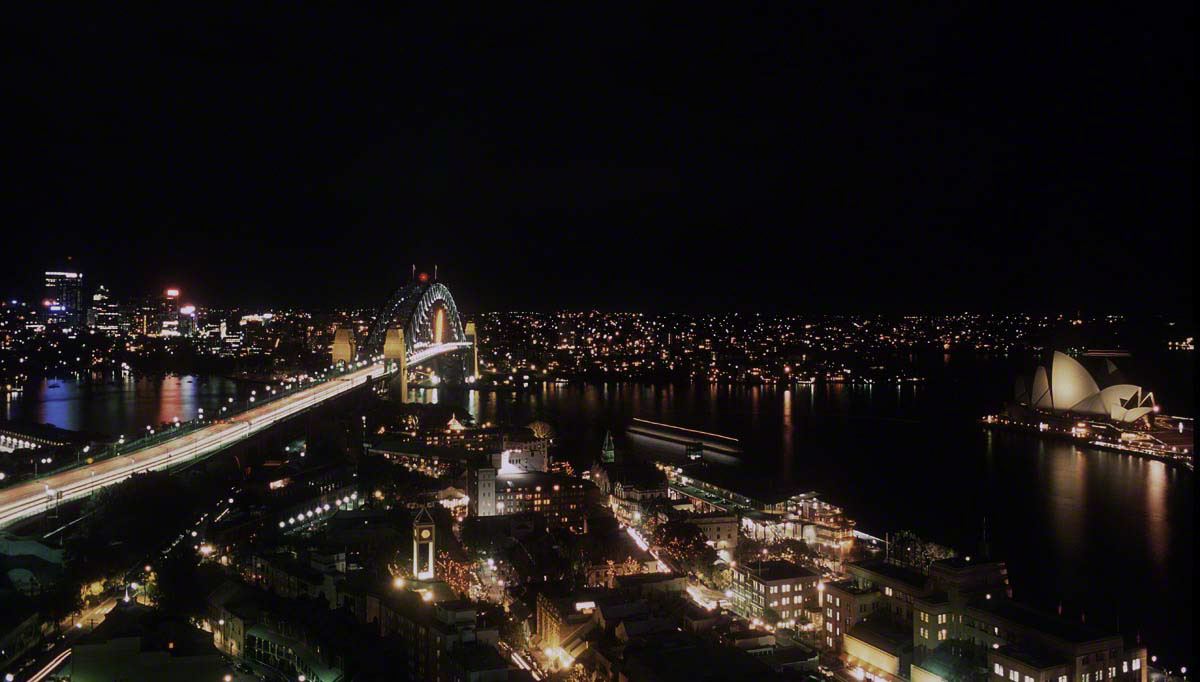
[626,418,742,458]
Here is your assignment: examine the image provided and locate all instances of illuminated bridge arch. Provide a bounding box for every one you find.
[363,281,466,358]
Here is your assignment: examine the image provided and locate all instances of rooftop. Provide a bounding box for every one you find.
[496,470,578,485]
[676,463,795,506]
[995,644,1066,670]
[826,578,879,596]
[849,559,929,592]
[742,559,820,583]
[621,630,772,682]
[968,597,1113,645]
[847,617,913,655]
[446,641,509,673]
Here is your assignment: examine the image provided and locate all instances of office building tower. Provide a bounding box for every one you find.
[88,285,123,333]
[43,270,85,328]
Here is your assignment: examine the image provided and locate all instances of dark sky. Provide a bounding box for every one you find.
[6,6,1193,314]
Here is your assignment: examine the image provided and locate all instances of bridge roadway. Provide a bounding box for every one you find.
[0,362,388,529]
[405,340,474,367]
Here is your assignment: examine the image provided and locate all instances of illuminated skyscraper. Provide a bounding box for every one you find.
[160,288,181,336]
[43,270,85,328]
[178,303,197,336]
[88,285,123,333]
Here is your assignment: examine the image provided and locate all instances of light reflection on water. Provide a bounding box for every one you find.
[2,375,244,437]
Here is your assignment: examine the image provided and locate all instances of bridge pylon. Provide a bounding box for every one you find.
[464,321,480,380]
[383,326,408,402]
[332,327,357,366]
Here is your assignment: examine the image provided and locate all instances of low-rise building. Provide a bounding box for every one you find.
[469,469,586,531]
[822,578,882,651]
[731,559,821,628]
[829,558,1147,682]
[686,512,739,549]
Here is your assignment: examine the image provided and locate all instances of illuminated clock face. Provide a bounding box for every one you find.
[420,529,431,539]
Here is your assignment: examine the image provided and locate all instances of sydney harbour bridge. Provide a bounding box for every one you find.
[332,274,479,397]
[0,274,478,528]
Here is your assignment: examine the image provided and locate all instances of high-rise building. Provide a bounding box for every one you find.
[130,297,158,335]
[159,288,181,336]
[178,303,197,337]
[87,285,123,334]
[43,270,85,328]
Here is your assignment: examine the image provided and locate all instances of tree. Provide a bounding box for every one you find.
[154,547,226,621]
[774,538,813,563]
[652,521,717,579]
[527,420,555,440]
[733,538,767,565]
[762,607,781,627]
[37,579,83,624]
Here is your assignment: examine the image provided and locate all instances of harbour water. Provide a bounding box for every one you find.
[3,353,1193,666]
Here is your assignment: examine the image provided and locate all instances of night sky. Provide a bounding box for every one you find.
[7,6,1193,314]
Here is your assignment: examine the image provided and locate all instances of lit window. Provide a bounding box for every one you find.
[1010,670,1020,682]
[995,665,1005,676]
[1132,660,1140,671]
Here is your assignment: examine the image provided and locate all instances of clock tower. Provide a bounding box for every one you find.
[413,506,436,579]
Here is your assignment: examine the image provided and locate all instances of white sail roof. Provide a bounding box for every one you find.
[1050,351,1101,411]
[1031,366,1051,408]
[1023,354,1156,423]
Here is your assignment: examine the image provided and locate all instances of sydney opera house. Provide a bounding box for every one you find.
[1014,351,1157,424]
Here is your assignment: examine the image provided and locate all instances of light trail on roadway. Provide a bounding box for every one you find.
[22,648,71,682]
[0,363,387,529]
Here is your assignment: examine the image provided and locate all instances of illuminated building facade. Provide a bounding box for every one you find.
[159,288,181,336]
[468,468,585,530]
[730,559,820,628]
[685,512,739,550]
[43,270,85,327]
[87,284,124,333]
